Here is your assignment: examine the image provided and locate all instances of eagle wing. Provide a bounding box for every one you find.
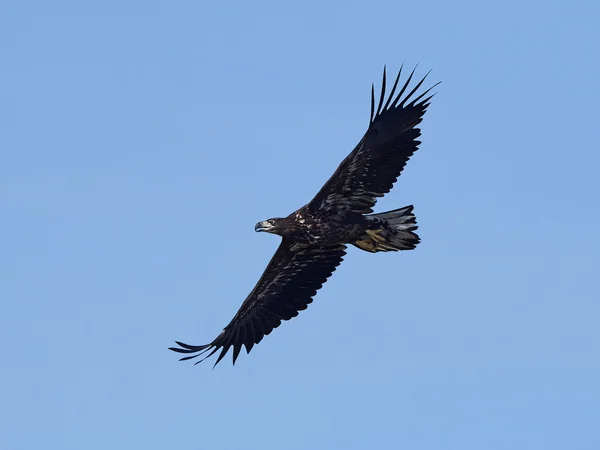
[170,241,347,366]
[309,66,439,215]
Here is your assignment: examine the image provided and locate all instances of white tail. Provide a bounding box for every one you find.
[353,205,420,253]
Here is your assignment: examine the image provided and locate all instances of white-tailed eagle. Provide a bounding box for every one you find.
[170,65,439,366]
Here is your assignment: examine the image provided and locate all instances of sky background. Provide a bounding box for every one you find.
[1,1,599,449]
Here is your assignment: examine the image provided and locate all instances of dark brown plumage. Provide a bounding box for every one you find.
[170,65,439,366]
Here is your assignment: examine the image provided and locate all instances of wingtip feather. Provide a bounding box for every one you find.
[369,83,375,123]
[375,65,387,117]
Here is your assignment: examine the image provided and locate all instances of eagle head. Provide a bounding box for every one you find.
[255,218,284,234]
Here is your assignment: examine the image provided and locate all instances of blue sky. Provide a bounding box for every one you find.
[2,1,599,449]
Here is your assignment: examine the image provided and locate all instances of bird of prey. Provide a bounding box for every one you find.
[170,65,438,367]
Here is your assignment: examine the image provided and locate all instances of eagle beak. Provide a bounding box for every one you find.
[255,221,269,232]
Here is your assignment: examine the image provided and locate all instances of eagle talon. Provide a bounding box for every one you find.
[366,229,387,243]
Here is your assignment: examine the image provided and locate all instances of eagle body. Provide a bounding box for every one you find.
[170,65,439,366]
[273,206,369,248]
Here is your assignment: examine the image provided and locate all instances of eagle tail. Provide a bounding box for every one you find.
[353,205,420,253]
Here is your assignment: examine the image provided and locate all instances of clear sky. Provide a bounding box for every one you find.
[2,1,599,449]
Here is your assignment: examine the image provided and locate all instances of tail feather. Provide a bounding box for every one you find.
[353,205,420,253]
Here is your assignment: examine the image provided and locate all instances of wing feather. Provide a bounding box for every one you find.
[169,241,346,366]
[376,65,387,117]
[309,66,439,215]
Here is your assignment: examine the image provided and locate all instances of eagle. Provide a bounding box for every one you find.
[170,65,438,367]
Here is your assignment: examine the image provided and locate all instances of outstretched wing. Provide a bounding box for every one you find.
[309,66,439,215]
[170,241,346,367]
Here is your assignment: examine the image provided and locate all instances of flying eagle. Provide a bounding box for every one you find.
[170,65,438,366]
